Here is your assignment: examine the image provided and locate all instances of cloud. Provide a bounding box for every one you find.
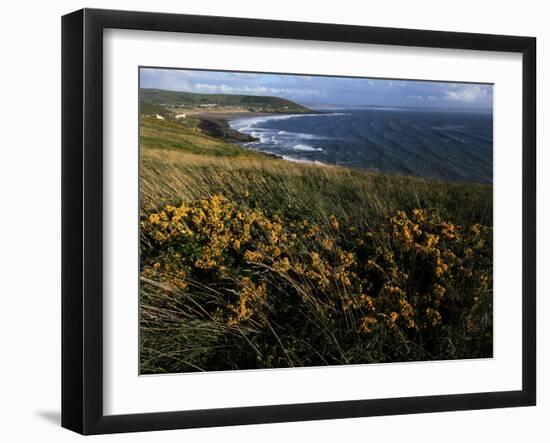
[231,73,259,79]
[190,83,325,97]
[443,85,491,103]
[140,67,493,109]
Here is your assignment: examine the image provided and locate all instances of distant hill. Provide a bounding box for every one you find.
[140,88,312,113]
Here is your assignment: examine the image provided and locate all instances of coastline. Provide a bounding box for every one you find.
[217,111,329,166]
[197,111,494,184]
[193,111,360,168]
[193,111,313,157]
[196,115,260,143]
[189,111,270,143]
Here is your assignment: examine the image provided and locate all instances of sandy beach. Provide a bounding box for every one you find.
[169,107,269,119]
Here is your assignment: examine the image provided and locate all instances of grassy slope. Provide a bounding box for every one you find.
[140,115,268,158]
[140,115,492,226]
[139,114,493,373]
[139,100,167,116]
[140,88,312,113]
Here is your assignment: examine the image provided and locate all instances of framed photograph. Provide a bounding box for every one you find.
[62,8,536,435]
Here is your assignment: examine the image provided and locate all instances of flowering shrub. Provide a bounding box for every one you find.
[140,195,492,372]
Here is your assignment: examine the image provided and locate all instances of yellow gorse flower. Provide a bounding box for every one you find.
[141,198,491,341]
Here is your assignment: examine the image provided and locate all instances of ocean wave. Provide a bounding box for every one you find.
[250,131,270,144]
[240,124,326,151]
[290,132,324,140]
[293,144,323,152]
[282,155,326,165]
[430,124,466,132]
[230,112,351,129]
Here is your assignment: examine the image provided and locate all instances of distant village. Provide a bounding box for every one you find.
[148,101,291,121]
[161,103,289,111]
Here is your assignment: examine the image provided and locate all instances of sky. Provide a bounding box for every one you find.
[140,68,493,111]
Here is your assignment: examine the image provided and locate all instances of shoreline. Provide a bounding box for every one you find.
[192,112,283,161]
[188,111,271,120]
[189,112,492,185]
[194,112,387,170]
[194,111,281,143]
[197,116,259,143]
[195,111,316,157]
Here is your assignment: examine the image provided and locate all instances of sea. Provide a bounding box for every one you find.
[229,108,493,184]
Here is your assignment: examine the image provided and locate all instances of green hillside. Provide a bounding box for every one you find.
[140,88,312,113]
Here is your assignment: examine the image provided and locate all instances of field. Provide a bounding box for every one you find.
[139,112,493,374]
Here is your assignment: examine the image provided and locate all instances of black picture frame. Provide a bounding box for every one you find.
[62,8,537,435]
